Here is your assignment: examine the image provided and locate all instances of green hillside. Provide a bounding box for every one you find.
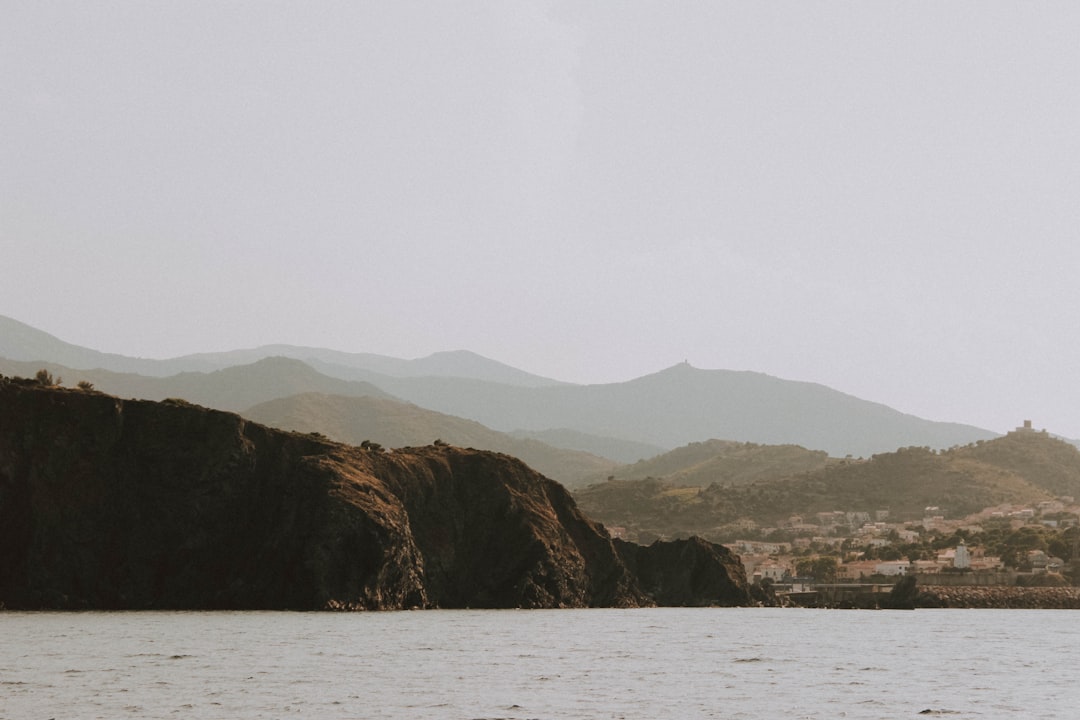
[579,439,829,487]
[953,429,1080,498]
[574,434,1080,543]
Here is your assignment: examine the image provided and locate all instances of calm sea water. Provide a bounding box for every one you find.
[2,607,1077,719]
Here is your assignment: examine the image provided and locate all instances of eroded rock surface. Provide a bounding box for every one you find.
[0,378,751,610]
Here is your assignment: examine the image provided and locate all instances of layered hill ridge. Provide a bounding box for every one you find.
[507,428,665,466]
[0,377,753,610]
[0,314,564,386]
[0,314,1000,458]
[0,356,393,412]
[215,360,1000,458]
[574,432,1080,543]
[242,392,617,486]
[0,315,207,376]
[580,439,831,488]
[0,356,630,480]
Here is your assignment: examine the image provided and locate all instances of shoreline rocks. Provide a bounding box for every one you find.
[915,585,1080,609]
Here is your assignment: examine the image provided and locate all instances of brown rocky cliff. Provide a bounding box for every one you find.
[376,447,650,607]
[615,536,751,607]
[0,378,752,609]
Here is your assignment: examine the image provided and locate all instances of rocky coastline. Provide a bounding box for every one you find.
[0,378,753,610]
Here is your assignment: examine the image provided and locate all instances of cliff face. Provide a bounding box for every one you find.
[615,536,753,607]
[0,379,751,610]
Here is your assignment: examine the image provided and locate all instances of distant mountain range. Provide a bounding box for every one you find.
[351,362,998,458]
[0,314,1000,469]
[0,355,392,412]
[0,314,564,386]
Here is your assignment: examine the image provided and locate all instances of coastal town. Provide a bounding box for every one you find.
[583,421,1080,606]
[733,496,1076,584]
[726,493,1080,608]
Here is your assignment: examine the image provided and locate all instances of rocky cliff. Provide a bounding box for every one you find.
[0,377,752,610]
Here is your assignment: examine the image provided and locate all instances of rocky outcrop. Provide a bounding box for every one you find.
[0,378,752,610]
[615,536,750,607]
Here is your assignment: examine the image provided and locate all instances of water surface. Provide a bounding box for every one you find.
[2,608,1077,719]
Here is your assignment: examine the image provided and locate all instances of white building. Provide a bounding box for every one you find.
[954,541,971,569]
[874,561,911,576]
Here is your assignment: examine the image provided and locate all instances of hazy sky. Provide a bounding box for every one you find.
[4,2,1079,438]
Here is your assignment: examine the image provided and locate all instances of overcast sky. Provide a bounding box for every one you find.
[4,2,1079,438]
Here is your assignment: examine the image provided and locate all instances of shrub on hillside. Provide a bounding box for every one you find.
[35,369,61,386]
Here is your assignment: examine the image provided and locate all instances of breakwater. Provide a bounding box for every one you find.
[916,585,1080,609]
[782,579,1080,609]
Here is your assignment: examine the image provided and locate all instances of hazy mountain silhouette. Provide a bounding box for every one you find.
[184,348,567,387]
[0,316,1000,458]
[349,362,998,457]
[242,392,615,486]
[0,314,563,387]
[0,356,391,412]
[507,428,666,465]
[0,314,221,376]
